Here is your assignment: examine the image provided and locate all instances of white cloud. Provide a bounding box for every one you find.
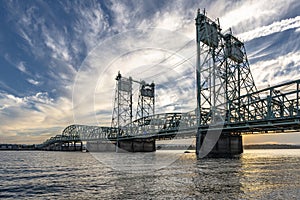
[219,0,297,33]
[5,93,24,105]
[72,1,109,52]
[42,25,72,63]
[27,79,40,86]
[73,28,196,126]
[0,104,9,110]
[19,29,33,47]
[238,16,300,41]
[17,62,27,73]
[251,51,300,88]
[109,1,131,31]
[6,1,78,84]
[0,91,74,144]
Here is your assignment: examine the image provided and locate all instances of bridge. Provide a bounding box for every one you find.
[39,9,300,158]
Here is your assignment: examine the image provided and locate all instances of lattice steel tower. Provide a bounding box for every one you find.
[136,81,155,121]
[111,72,155,132]
[111,72,133,130]
[195,9,258,125]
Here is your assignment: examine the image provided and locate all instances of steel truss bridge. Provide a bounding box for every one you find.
[39,9,300,152]
[40,79,300,148]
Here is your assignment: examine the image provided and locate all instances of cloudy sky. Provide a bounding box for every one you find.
[1,0,300,144]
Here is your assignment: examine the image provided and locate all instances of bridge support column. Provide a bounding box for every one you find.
[196,130,201,156]
[73,142,76,151]
[117,138,156,153]
[86,141,116,152]
[70,142,76,151]
[57,142,62,151]
[197,133,243,158]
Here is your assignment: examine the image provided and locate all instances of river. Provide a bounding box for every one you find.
[0,149,299,199]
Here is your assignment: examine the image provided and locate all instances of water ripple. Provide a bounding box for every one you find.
[0,150,299,199]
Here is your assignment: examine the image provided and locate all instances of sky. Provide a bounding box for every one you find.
[0,0,300,144]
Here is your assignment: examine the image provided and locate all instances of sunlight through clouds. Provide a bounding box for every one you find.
[73,28,195,126]
[0,91,73,143]
[0,0,300,144]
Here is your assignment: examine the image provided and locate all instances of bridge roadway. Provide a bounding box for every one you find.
[39,79,300,149]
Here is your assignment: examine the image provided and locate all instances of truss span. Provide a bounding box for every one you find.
[113,111,197,139]
[59,112,197,141]
[41,78,300,147]
[61,125,117,141]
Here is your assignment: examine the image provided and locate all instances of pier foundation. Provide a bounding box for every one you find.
[197,133,243,158]
[86,141,116,152]
[117,138,156,153]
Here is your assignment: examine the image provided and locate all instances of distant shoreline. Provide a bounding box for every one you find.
[1,143,300,151]
[157,144,300,150]
[244,144,300,149]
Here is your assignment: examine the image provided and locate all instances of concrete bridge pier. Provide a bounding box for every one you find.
[72,141,82,151]
[61,142,70,151]
[55,143,62,151]
[67,142,74,151]
[116,138,156,153]
[197,133,243,158]
[45,141,83,151]
[86,141,116,152]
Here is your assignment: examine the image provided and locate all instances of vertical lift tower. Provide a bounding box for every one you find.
[195,9,257,157]
[111,72,156,152]
[111,72,155,131]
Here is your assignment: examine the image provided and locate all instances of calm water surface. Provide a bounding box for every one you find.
[0,149,299,199]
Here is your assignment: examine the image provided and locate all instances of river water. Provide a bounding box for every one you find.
[0,149,299,199]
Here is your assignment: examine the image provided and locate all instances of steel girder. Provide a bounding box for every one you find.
[61,125,116,141]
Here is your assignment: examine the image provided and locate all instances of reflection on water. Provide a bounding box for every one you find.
[90,150,190,174]
[240,149,300,199]
[0,149,299,199]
